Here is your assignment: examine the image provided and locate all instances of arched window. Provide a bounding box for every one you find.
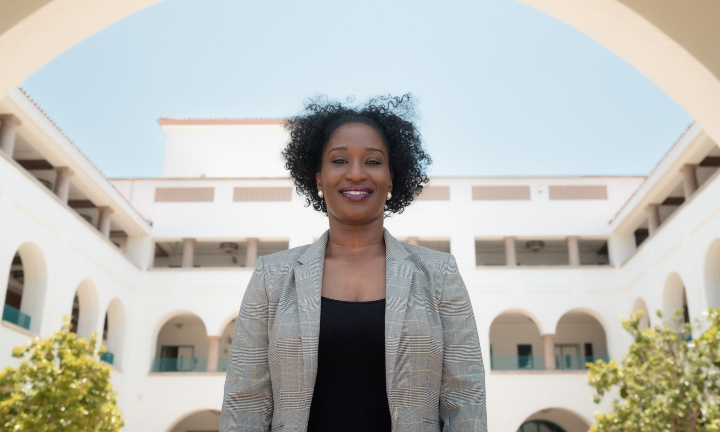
[518,420,567,432]
[154,313,209,372]
[102,298,126,367]
[554,310,608,370]
[71,280,99,339]
[2,243,47,333]
[489,311,543,370]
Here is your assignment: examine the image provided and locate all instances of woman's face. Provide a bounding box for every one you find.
[316,123,393,225]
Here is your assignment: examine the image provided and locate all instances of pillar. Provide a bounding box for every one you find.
[567,236,580,266]
[96,207,113,238]
[53,167,73,204]
[406,237,419,246]
[182,238,196,268]
[245,238,259,268]
[0,114,20,158]
[504,237,517,267]
[207,336,220,372]
[542,334,556,370]
[680,164,698,200]
[646,204,660,236]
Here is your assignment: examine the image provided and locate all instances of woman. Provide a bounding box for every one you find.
[221,95,486,432]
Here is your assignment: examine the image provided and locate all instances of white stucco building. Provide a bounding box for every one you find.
[1,87,719,432]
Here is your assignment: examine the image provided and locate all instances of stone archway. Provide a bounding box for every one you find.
[517,407,591,432]
[631,297,651,329]
[2,1,720,147]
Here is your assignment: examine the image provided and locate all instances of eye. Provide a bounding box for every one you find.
[366,159,381,165]
[331,158,347,164]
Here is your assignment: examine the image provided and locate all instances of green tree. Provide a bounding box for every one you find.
[0,318,124,431]
[588,308,720,432]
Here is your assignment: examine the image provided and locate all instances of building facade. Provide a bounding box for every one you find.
[1,88,720,432]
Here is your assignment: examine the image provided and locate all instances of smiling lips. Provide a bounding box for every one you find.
[339,186,373,201]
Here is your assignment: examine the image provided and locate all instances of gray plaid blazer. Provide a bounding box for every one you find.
[221,229,487,432]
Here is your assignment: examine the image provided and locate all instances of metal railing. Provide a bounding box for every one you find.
[151,357,207,372]
[490,355,545,371]
[100,351,115,365]
[218,357,230,372]
[555,355,609,370]
[2,304,31,330]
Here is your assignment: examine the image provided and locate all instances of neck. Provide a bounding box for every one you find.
[326,215,385,255]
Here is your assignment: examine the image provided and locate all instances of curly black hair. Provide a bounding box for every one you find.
[282,94,431,215]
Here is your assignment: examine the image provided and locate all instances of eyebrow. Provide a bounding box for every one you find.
[327,146,385,155]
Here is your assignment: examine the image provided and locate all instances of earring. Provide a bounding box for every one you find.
[318,190,324,199]
[387,191,392,200]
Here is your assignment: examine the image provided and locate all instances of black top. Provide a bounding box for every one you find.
[306,296,391,432]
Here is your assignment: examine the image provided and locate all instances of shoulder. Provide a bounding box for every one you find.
[256,244,310,270]
[400,242,458,275]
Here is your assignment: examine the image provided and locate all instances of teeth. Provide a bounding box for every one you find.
[345,191,368,195]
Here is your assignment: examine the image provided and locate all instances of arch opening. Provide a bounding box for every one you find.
[518,407,590,432]
[631,298,651,330]
[554,310,608,370]
[101,298,126,367]
[663,273,690,324]
[2,243,47,333]
[154,313,209,372]
[167,409,220,432]
[71,279,99,340]
[489,311,544,371]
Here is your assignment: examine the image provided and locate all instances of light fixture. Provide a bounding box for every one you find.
[220,242,239,253]
[526,240,545,252]
[12,270,24,283]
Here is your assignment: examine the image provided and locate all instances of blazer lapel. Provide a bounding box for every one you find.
[295,231,328,411]
[383,229,414,395]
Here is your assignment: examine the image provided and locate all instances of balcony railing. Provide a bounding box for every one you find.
[218,357,230,372]
[151,358,207,372]
[490,355,545,371]
[555,355,609,370]
[2,304,31,330]
[100,351,115,365]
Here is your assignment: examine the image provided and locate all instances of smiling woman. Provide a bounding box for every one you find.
[220,95,487,432]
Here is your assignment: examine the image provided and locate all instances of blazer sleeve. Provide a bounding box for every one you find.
[220,256,273,432]
[438,254,488,431]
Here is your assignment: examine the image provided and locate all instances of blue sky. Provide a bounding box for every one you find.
[21,0,692,179]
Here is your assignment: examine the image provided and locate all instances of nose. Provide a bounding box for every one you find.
[346,159,366,182]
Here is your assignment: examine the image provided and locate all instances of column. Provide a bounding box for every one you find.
[0,114,20,157]
[245,238,259,268]
[207,336,220,372]
[680,164,698,200]
[542,334,556,370]
[504,237,517,267]
[182,238,196,268]
[567,236,580,266]
[406,237,419,246]
[646,204,660,236]
[53,167,73,204]
[96,207,113,238]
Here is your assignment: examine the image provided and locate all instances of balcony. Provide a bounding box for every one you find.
[555,355,609,370]
[490,355,545,371]
[151,357,207,373]
[2,304,31,330]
